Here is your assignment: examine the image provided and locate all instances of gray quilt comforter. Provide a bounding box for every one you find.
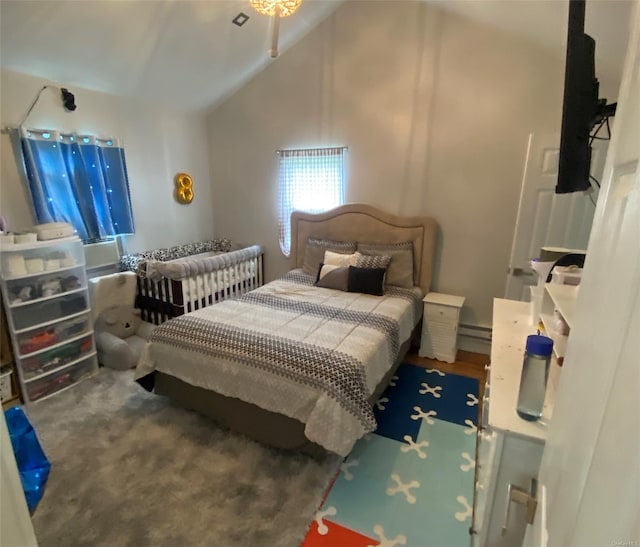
[136,270,422,455]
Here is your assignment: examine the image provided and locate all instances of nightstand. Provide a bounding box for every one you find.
[419,292,465,363]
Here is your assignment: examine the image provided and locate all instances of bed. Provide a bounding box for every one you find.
[135,204,438,456]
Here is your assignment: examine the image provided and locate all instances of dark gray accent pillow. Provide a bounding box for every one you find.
[357,241,414,288]
[347,266,386,296]
[315,263,350,291]
[302,238,357,276]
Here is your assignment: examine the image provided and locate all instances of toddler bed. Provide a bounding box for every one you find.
[135,204,437,455]
[120,242,263,325]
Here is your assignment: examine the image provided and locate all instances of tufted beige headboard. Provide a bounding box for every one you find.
[290,203,438,295]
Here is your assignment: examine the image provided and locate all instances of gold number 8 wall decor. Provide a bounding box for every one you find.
[174,172,194,204]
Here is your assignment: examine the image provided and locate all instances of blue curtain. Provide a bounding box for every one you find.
[18,130,135,242]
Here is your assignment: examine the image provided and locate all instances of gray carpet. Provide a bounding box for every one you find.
[26,368,340,547]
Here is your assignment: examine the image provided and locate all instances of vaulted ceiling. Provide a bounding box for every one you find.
[0,0,342,111]
[0,0,632,113]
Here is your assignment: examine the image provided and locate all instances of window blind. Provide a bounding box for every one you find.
[277,146,347,256]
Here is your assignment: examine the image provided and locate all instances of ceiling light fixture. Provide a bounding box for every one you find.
[249,0,302,58]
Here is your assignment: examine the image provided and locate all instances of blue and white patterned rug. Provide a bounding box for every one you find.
[303,363,479,547]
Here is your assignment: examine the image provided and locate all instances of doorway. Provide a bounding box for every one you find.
[504,132,607,301]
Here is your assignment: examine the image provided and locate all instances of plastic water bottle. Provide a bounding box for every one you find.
[516,334,554,421]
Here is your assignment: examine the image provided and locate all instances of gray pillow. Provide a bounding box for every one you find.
[315,263,350,291]
[303,238,357,276]
[357,241,414,288]
[354,251,391,270]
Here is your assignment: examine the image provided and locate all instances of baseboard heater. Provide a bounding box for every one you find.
[459,323,492,341]
[458,323,492,355]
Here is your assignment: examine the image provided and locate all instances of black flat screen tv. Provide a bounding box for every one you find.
[556,0,613,194]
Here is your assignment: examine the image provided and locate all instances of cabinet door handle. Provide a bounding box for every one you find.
[501,478,538,535]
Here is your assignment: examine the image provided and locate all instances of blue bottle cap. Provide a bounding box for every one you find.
[526,334,554,356]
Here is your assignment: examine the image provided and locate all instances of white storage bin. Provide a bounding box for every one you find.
[14,233,37,245]
[0,233,15,246]
[22,334,94,381]
[0,369,13,401]
[551,266,582,285]
[17,312,91,356]
[11,292,88,331]
[5,266,86,306]
[26,354,96,402]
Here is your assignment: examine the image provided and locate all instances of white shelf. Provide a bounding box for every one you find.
[0,236,80,252]
[1,237,97,405]
[539,312,568,359]
[9,286,86,309]
[3,262,84,281]
[544,283,579,329]
[537,283,579,363]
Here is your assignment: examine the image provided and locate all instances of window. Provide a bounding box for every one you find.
[19,129,135,242]
[277,146,347,256]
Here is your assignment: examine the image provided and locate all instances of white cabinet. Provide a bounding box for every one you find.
[0,237,97,404]
[472,298,561,547]
[419,292,465,363]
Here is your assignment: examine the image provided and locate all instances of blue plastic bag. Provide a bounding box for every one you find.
[4,407,51,513]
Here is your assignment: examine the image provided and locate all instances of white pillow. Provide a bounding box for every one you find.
[324,250,357,267]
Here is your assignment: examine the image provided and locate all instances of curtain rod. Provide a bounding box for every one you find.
[276,146,348,155]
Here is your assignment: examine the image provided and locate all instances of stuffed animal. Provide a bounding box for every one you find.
[94,305,155,370]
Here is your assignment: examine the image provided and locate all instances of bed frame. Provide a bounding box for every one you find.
[290,203,437,295]
[154,204,438,454]
[135,246,264,325]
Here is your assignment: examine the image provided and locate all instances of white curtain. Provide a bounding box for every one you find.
[277,147,347,256]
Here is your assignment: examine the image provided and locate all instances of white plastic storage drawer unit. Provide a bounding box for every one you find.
[419,292,465,363]
[0,236,98,404]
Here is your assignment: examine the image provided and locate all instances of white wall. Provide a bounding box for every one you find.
[0,69,214,254]
[205,1,568,327]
